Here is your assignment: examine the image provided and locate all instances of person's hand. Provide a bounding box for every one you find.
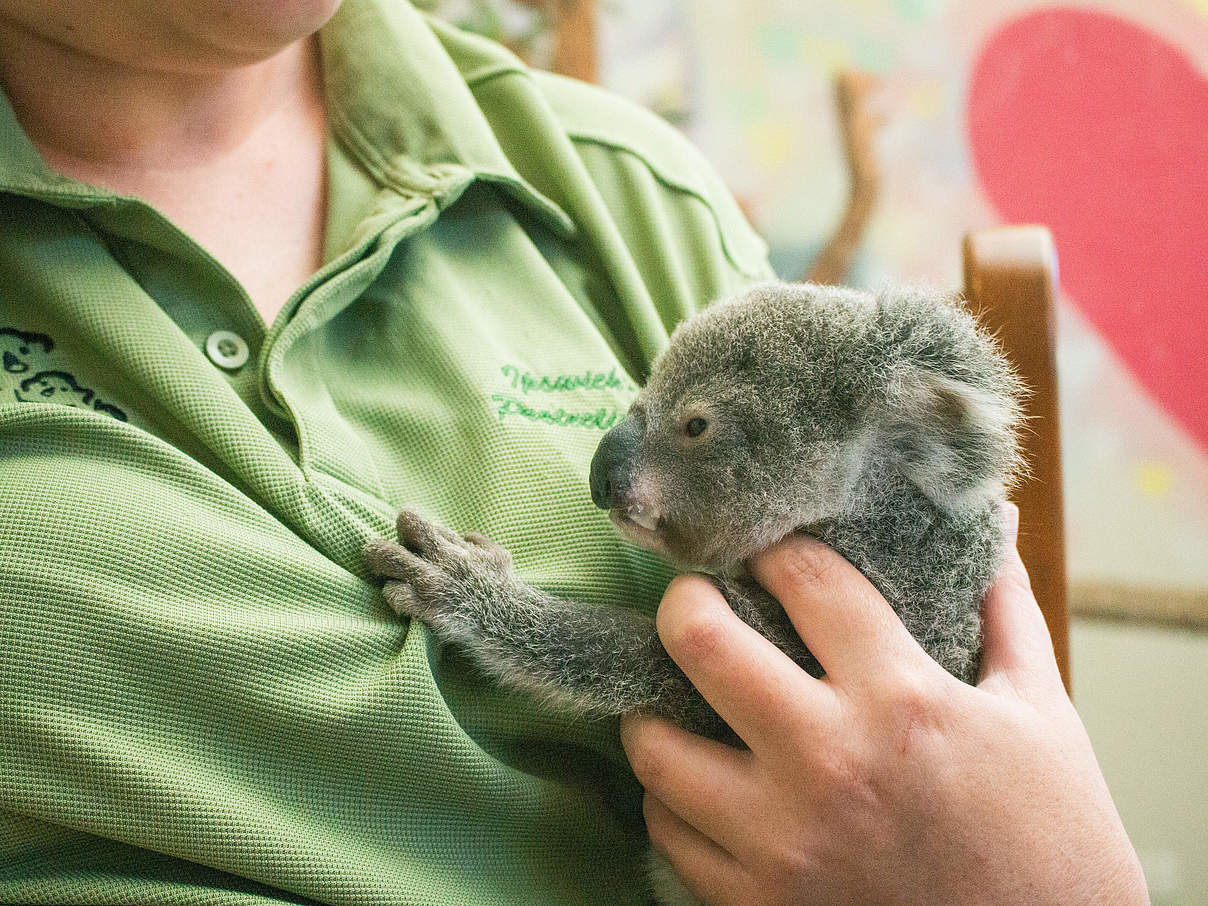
[620,507,1148,905]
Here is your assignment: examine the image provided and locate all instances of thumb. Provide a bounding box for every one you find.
[976,504,1065,701]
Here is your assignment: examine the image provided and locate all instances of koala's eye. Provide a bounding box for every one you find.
[685,416,708,438]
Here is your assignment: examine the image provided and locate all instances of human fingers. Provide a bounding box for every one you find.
[976,507,1065,701]
[747,535,937,689]
[642,793,753,906]
[655,574,838,749]
[621,713,756,855]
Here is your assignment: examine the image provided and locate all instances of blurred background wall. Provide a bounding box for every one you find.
[425,1,1208,900]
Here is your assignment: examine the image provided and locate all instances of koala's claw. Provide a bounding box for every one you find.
[394,509,445,558]
[363,537,422,582]
[381,580,423,619]
[363,538,439,617]
[463,531,512,568]
[365,511,516,636]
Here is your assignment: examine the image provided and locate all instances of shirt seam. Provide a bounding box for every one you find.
[563,132,770,280]
[458,68,769,281]
[327,107,412,196]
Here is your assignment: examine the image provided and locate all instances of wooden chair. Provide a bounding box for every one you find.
[963,226,1071,692]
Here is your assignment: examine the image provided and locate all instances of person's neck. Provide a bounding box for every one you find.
[0,19,319,176]
[0,19,331,324]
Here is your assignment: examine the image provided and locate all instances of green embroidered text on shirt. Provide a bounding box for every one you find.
[499,363,637,396]
[490,393,625,431]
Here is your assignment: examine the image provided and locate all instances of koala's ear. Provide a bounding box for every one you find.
[878,367,1022,510]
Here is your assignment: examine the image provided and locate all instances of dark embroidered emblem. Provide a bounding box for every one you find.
[92,400,128,421]
[15,370,128,421]
[19,370,93,404]
[14,369,129,421]
[0,327,54,374]
[2,325,129,422]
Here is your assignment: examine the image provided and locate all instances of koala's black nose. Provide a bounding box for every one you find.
[590,416,641,509]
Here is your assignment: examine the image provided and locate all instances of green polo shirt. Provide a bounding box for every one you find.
[0,1,772,902]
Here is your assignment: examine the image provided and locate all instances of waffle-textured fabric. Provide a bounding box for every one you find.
[0,1,772,903]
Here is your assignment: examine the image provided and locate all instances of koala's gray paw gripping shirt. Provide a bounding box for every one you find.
[0,1,771,902]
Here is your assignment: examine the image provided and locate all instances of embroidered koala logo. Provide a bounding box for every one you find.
[15,369,128,421]
[18,370,94,406]
[3,326,129,422]
[0,327,53,374]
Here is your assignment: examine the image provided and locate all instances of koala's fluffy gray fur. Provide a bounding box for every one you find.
[364,281,1024,902]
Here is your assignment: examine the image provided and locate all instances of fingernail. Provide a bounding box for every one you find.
[618,714,638,751]
[1001,501,1019,544]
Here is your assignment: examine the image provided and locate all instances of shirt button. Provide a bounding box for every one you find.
[205,330,250,371]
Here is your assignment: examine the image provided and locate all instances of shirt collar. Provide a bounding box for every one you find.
[0,0,575,236]
[320,0,574,236]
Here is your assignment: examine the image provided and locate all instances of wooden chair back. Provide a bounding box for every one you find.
[962,226,1071,692]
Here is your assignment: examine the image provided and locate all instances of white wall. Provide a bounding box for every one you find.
[1072,618,1208,904]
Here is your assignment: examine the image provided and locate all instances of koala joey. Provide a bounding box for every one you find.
[364,281,1023,903]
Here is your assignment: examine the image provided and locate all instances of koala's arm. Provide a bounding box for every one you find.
[364,510,727,737]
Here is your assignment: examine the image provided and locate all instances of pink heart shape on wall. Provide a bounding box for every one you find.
[967,7,1208,449]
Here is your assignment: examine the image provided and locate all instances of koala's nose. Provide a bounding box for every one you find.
[590,416,642,509]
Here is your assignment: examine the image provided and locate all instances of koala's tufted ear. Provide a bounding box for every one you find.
[879,367,1022,511]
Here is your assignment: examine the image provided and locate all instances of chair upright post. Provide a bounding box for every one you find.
[963,226,1071,693]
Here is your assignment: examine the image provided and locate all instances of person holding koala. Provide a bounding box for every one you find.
[0,1,1146,904]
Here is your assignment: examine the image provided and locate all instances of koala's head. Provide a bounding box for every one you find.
[589,282,1022,572]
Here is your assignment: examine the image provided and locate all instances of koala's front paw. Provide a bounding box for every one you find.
[363,510,514,644]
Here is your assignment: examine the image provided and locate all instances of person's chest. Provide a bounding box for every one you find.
[0,179,673,613]
[0,178,669,905]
